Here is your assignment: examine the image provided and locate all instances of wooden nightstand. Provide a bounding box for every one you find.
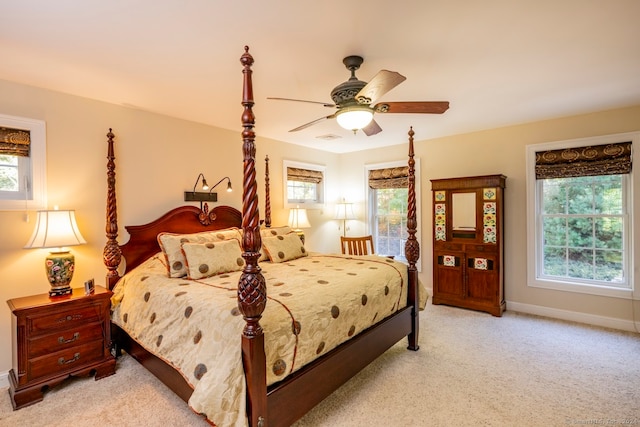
[7,286,116,410]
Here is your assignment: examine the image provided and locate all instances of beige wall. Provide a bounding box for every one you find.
[0,77,638,376]
[0,79,339,374]
[340,106,640,332]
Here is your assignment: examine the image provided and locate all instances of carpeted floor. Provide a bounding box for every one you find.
[1,303,638,426]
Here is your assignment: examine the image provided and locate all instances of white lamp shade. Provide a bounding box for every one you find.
[288,207,311,229]
[335,108,373,131]
[24,210,87,249]
[334,202,356,220]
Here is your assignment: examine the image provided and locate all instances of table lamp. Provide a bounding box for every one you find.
[288,206,311,244]
[24,208,87,297]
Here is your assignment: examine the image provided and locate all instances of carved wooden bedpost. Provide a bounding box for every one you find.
[103,128,122,290]
[237,46,268,427]
[404,127,420,351]
[264,155,271,228]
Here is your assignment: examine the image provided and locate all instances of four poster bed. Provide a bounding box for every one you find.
[103,47,421,426]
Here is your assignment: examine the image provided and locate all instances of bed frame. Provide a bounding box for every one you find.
[103,46,420,427]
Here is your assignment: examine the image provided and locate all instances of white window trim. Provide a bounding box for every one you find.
[0,114,46,211]
[282,159,325,209]
[525,131,638,300]
[364,159,422,272]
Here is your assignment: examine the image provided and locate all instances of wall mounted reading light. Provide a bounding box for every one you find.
[184,174,232,206]
[209,176,233,195]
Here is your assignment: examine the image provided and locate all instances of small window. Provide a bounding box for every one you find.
[0,115,46,210]
[283,160,325,209]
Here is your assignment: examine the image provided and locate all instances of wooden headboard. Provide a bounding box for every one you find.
[119,205,242,274]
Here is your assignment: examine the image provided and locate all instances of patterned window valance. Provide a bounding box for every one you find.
[0,126,30,157]
[535,141,632,179]
[287,167,323,184]
[368,166,408,189]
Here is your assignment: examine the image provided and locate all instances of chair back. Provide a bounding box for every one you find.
[340,235,375,255]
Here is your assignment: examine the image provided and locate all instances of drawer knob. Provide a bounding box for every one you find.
[58,332,80,344]
[57,314,82,324]
[58,353,80,365]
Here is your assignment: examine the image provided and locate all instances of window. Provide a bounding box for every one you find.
[372,187,408,260]
[283,160,325,209]
[366,160,421,268]
[0,114,46,210]
[540,175,626,284]
[526,133,635,298]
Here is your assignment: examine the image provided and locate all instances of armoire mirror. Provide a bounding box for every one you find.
[452,192,476,239]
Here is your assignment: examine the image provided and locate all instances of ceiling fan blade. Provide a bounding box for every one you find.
[374,101,450,114]
[268,97,335,108]
[289,114,336,132]
[362,119,382,136]
[355,70,406,105]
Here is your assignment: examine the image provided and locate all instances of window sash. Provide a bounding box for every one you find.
[371,187,408,261]
[536,175,630,289]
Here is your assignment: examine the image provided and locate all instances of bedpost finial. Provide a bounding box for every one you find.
[408,126,414,138]
[241,46,254,66]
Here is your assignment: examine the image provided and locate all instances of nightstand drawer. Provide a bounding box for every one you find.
[28,322,105,358]
[28,304,103,335]
[28,340,105,381]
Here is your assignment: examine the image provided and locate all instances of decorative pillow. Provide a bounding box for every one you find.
[262,233,308,263]
[181,239,245,280]
[258,226,292,261]
[158,228,242,277]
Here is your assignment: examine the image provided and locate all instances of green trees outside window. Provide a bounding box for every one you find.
[541,175,625,285]
[0,154,19,191]
[373,188,408,260]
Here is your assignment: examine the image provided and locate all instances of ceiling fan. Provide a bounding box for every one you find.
[268,55,449,136]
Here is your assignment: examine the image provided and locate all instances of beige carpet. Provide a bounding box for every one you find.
[1,304,638,427]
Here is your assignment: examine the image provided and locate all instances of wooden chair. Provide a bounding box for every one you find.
[340,235,375,255]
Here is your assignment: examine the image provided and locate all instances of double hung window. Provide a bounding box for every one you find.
[367,161,421,264]
[527,134,634,297]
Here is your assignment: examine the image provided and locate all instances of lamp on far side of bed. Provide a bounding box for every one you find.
[288,206,311,244]
[24,207,87,297]
[335,199,356,237]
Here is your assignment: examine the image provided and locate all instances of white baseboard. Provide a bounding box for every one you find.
[0,370,9,389]
[507,300,640,333]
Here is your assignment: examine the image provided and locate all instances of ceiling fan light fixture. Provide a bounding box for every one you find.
[335,107,374,131]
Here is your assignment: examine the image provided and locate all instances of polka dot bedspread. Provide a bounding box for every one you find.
[111,253,421,426]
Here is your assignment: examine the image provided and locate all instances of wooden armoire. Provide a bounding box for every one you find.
[431,174,506,316]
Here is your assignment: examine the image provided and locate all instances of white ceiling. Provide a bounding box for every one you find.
[1,1,639,153]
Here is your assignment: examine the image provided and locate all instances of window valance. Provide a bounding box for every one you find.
[535,141,631,179]
[0,127,30,157]
[368,166,408,189]
[287,167,323,184]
